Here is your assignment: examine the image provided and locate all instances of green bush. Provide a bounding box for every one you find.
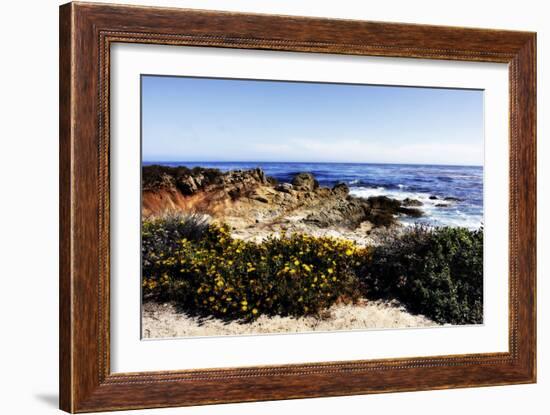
[363,226,483,324]
[142,213,210,254]
[142,220,367,320]
[141,213,211,300]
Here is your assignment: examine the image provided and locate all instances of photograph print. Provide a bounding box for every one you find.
[140,76,484,338]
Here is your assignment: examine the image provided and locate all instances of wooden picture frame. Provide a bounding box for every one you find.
[59,2,536,412]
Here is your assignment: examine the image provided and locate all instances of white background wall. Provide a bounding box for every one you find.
[0,0,546,414]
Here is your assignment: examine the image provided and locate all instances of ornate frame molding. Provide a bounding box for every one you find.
[60,2,536,412]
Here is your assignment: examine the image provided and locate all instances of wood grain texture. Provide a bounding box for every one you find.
[59,3,73,412]
[59,2,536,412]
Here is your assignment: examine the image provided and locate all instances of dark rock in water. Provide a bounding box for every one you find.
[364,195,424,225]
[332,182,350,198]
[276,183,293,193]
[366,196,401,211]
[444,197,462,202]
[435,203,451,208]
[429,195,439,200]
[291,172,319,191]
[398,207,423,217]
[402,198,423,207]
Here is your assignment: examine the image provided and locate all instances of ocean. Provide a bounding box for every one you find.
[143,161,483,229]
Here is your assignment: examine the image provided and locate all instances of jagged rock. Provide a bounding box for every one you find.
[398,207,423,217]
[176,175,201,195]
[366,196,401,211]
[444,197,461,202]
[429,195,439,200]
[158,173,176,190]
[276,183,293,193]
[142,165,223,193]
[227,187,242,200]
[251,194,269,203]
[304,198,368,228]
[363,196,423,225]
[291,173,319,191]
[225,168,267,187]
[253,168,268,184]
[402,198,423,207]
[332,183,350,198]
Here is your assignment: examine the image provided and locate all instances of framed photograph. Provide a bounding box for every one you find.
[59,2,536,412]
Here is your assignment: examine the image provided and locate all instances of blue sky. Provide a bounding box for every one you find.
[142,75,483,166]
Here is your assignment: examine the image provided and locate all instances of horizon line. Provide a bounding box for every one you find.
[142,160,483,168]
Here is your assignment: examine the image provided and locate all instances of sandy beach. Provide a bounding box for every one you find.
[142,299,437,338]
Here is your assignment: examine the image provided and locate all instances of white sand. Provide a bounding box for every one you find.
[142,299,438,338]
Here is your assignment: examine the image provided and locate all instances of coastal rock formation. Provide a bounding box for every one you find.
[403,198,423,207]
[291,172,319,191]
[332,182,350,198]
[142,165,424,245]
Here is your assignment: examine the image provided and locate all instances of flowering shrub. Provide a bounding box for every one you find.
[363,225,483,325]
[142,216,484,325]
[142,220,367,320]
[141,213,211,301]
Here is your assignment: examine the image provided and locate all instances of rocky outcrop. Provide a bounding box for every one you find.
[304,197,367,228]
[276,183,293,193]
[403,198,423,207]
[291,172,319,191]
[332,183,350,198]
[142,166,424,244]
